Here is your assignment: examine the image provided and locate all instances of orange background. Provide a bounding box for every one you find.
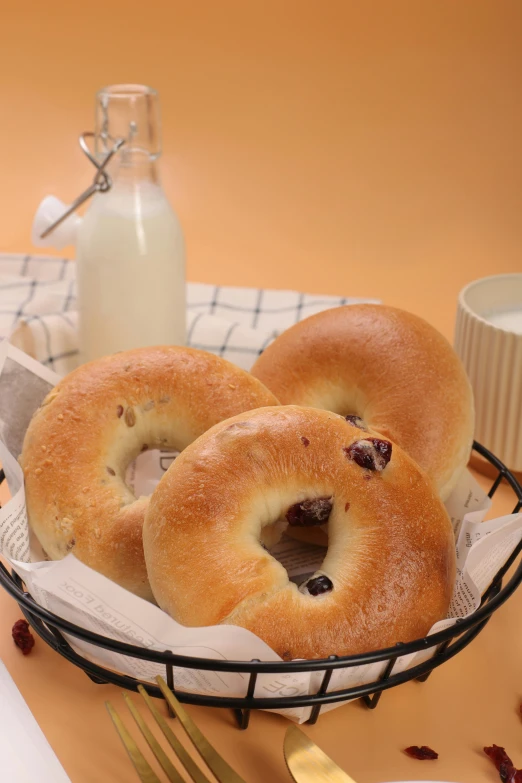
[1,0,521,341]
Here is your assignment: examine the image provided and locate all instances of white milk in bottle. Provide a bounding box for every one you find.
[76,84,186,362]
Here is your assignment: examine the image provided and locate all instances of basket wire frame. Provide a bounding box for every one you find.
[0,441,521,729]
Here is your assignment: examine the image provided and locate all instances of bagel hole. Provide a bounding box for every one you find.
[257,494,332,587]
[314,385,368,425]
[125,448,179,496]
[269,532,327,587]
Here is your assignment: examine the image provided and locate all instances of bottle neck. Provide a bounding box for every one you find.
[108,150,161,187]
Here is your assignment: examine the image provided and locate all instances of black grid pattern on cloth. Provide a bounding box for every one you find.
[0,254,379,376]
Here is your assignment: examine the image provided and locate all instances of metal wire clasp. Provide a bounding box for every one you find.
[39,132,125,239]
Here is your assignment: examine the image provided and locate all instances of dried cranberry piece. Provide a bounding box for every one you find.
[286,497,333,526]
[502,766,522,783]
[484,746,522,782]
[343,441,374,469]
[300,436,310,447]
[485,746,514,771]
[371,438,393,463]
[302,575,333,596]
[345,415,368,431]
[404,745,438,760]
[12,619,35,656]
[343,438,392,471]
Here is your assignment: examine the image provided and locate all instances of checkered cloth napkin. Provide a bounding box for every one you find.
[0,253,378,376]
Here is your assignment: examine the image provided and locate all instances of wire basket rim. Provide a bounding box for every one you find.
[13,596,497,709]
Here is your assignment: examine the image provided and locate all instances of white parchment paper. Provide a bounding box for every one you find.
[0,340,521,723]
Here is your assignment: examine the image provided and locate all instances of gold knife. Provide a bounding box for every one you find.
[284,725,357,783]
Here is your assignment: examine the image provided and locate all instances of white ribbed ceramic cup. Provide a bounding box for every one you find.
[455,274,522,472]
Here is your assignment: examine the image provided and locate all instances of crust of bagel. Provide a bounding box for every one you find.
[20,346,279,599]
[143,405,456,659]
[251,304,474,501]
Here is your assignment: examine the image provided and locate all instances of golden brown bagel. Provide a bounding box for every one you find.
[251,304,474,500]
[20,346,279,599]
[143,406,456,660]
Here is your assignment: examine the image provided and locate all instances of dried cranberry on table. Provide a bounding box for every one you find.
[498,765,522,783]
[484,745,514,770]
[504,769,522,783]
[12,619,35,655]
[404,745,439,760]
[484,745,522,783]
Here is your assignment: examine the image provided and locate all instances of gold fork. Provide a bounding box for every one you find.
[106,675,246,783]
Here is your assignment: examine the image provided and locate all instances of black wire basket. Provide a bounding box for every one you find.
[1,441,521,729]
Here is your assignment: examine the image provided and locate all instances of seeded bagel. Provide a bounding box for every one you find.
[20,346,279,599]
[143,406,456,660]
[251,304,474,500]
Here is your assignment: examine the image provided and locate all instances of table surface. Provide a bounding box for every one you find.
[2,1,522,781]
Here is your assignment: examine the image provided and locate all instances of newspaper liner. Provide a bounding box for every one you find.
[0,341,521,724]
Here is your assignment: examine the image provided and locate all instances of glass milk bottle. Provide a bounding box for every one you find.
[76,84,186,362]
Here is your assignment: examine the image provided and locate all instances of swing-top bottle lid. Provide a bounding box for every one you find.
[96,84,162,161]
[31,84,164,248]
